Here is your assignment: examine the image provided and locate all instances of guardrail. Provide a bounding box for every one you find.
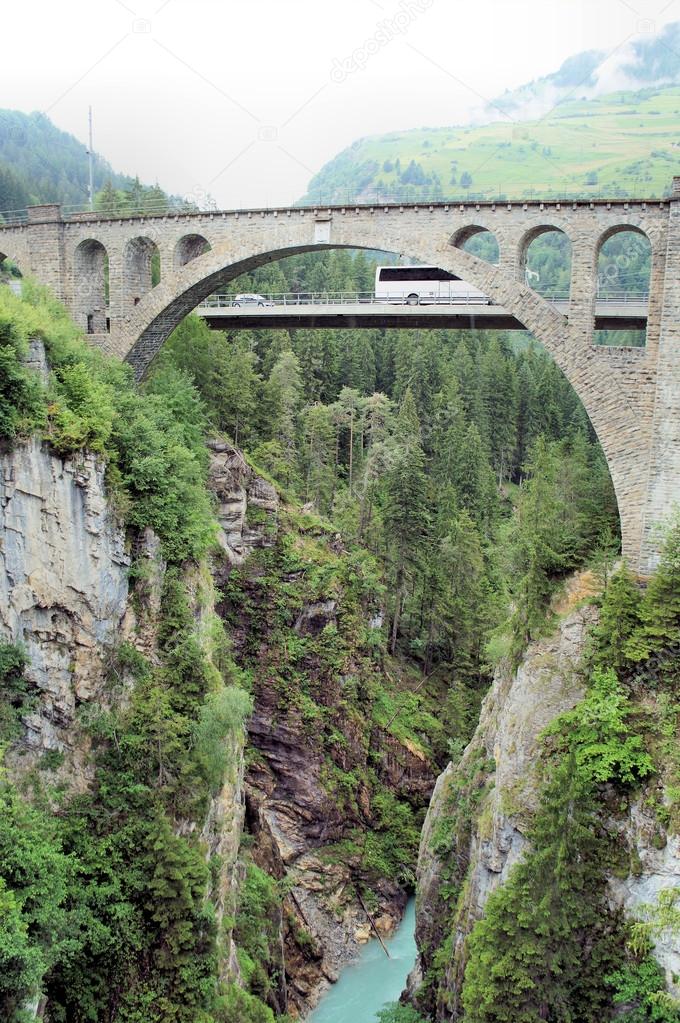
[198,291,649,309]
[200,291,502,307]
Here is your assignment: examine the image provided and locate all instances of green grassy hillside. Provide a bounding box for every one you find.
[302,86,680,203]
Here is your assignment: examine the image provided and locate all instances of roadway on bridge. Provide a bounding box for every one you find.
[195,295,648,332]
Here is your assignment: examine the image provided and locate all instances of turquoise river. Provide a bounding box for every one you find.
[307,899,417,1023]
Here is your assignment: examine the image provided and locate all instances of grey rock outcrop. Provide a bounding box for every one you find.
[609,803,680,995]
[414,604,594,1016]
[0,436,130,782]
[208,441,278,563]
[0,423,251,988]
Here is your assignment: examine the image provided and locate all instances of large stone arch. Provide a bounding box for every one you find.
[116,229,652,572]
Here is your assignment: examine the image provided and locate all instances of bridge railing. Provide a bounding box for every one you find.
[199,290,501,308]
[0,182,673,226]
[0,208,29,225]
[197,290,649,310]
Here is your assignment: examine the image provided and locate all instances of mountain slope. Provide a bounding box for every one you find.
[302,85,680,203]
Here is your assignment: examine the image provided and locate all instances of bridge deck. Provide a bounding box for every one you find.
[195,299,648,332]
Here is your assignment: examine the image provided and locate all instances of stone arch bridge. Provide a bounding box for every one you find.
[1,180,680,577]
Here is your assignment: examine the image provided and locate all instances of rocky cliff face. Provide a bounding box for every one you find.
[208,440,279,565]
[0,427,251,990]
[0,435,130,785]
[0,424,438,1019]
[412,588,680,1019]
[609,802,680,995]
[413,602,595,1018]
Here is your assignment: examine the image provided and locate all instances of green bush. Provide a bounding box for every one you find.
[0,304,45,440]
[0,281,216,562]
[193,686,252,792]
[376,1004,428,1023]
[545,668,654,786]
[0,644,35,742]
[607,956,680,1022]
[213,983,274,1023]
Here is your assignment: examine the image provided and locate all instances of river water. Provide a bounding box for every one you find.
[307,899,417,1023]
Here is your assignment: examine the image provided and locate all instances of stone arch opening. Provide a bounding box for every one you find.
[520,226,572,300]
[0,248,24,298]
[124,236,161,310]
[174,234,211,269]
[595,226,651,348]
[451,226,500,265]
[74,239,109,334]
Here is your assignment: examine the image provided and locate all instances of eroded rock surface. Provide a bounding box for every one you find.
[0,436,129,781]
[208,440,278,564]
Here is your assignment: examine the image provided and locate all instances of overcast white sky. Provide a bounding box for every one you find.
[4,0,679,206]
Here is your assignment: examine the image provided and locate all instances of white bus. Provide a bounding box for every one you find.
[374,265,489,305]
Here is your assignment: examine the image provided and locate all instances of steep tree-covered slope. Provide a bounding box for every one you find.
[0,109,177,213]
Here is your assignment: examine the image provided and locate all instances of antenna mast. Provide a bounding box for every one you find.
[87,106,94,211]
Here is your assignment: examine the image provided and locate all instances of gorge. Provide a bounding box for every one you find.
[1,240,680,1023]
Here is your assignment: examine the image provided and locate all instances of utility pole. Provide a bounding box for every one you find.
[87,106,94,211]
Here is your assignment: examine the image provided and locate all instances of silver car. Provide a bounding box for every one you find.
[233,293,274,307]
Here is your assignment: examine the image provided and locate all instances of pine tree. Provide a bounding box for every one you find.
[265,350,303,483]
[626,514,680,678]
[211,336,261,445]
[301,401,337,511]
[384,389,431,653]
[480,336,518,483]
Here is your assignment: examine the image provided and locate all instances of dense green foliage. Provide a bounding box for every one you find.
[162,250,618,687]
[0,644,35,743]
[0,579,254,1022]
[234,863,285,1009]
[377,1005,428,1023]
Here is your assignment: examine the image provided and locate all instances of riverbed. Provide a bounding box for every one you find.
[307,898,417,1023]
